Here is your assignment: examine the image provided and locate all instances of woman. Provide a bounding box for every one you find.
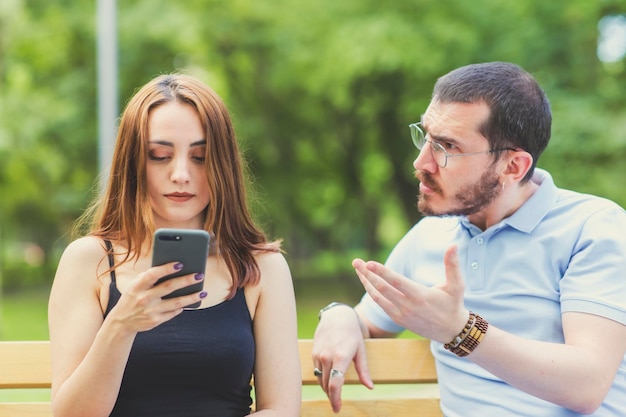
[48,74,301,417]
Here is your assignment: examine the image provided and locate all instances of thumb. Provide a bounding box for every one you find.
[354,340,374,390]
[443,245,465,298]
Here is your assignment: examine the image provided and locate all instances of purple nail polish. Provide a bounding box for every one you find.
[194,273,204,281]
[173,262,183,270]
[199,291,208,298]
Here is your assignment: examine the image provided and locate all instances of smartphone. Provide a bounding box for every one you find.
[152,228,210,309]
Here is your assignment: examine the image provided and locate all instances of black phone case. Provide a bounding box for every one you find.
[152,228,210,309]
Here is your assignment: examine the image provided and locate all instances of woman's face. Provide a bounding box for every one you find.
[146,101,210,229]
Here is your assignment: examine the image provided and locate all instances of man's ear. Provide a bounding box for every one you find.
[502,150,534,183]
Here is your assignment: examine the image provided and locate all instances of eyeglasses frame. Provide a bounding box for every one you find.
[409,122,516,168]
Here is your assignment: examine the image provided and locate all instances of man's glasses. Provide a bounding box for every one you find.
[409,122,515,168]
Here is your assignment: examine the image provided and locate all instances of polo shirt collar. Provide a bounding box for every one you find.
[460,168,558,234]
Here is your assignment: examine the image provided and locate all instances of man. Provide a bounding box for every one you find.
[312,62,626,416]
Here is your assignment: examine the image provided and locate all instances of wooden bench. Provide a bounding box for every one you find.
[0,338,440,417]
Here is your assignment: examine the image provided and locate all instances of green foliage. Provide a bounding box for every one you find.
[0,0,625,292]
[0,288,49,340]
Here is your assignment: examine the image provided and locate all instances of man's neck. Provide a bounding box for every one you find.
[467,180,540,231]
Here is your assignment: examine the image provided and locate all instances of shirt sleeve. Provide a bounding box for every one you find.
[357,223,421,334]
[559,203,626,324]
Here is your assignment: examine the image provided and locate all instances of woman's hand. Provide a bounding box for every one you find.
[109,262,206,334]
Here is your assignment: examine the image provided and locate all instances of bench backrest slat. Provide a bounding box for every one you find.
[0,338,440,417]
[301,398,442,417]
[299,338,436,384]
[0,403,52,417]
[0,341,51,389]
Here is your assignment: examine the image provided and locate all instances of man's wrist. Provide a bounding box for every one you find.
[318,302,353,320]
[319,302,368,338]
[444,311,489,357]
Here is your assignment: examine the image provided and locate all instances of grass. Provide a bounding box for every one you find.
[0,278,364,340]
[0,287,50,341]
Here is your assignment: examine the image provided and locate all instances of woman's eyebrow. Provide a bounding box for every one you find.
[148,140,173,146]
[148,139,206,147]
[190,139,207,147]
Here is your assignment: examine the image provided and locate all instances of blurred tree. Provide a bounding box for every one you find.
[176,0,626,279]
[0,0,97,289]
[0,0,624,292]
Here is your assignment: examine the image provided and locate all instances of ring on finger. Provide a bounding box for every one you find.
[313,367,323,377]
[330,368,344,379]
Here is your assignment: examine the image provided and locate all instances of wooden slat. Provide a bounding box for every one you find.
[301,398,442,417]
[0,342,51,389]
[0,339,440,417]
[0,403,52,417]
[0,400,443,417]
[300,338,436,384]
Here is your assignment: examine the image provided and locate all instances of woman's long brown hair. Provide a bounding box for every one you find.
[76,74,280,297]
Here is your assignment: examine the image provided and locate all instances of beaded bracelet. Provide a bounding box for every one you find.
[444,312,489,357]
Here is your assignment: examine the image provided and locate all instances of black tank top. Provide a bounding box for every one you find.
[103,241,255,417]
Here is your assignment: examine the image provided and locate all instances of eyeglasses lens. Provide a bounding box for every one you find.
[410,124,424,149]
[410,123,446,167]
[430,142,446,167]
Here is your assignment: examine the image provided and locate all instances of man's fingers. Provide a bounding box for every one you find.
[354,340,374,390]
[311,361,346,412]
[313,341,372,413]
[354,259,413,296]
[353,259,412,318]
[327,367,346,413]
[312,350,353,411]
[443,245,464,297]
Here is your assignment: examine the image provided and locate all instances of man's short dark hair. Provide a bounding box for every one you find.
[433,62,551,182]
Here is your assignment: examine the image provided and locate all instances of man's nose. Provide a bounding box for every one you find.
[413,142,437,172]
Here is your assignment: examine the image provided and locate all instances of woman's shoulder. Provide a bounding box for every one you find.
[52,236,110,304]
[254,250,290,275]
[252,251,294,298]
[57,236,110,273]
[61,235,108,259]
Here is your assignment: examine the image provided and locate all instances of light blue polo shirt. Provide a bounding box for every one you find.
[358,168,626,416]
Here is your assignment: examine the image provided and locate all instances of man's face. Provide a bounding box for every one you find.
[413,100,503,217]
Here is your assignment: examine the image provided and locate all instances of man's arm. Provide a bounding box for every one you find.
[353,245,626,414]
[468,312,626,414]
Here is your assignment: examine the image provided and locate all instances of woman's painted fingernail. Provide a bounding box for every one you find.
[173,262,183,270]
[194,273,204,281]
[199,291,208,298]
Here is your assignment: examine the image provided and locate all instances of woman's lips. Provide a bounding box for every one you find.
[165,193,194,202]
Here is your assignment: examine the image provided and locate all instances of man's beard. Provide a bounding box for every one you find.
[417,169,501,217]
